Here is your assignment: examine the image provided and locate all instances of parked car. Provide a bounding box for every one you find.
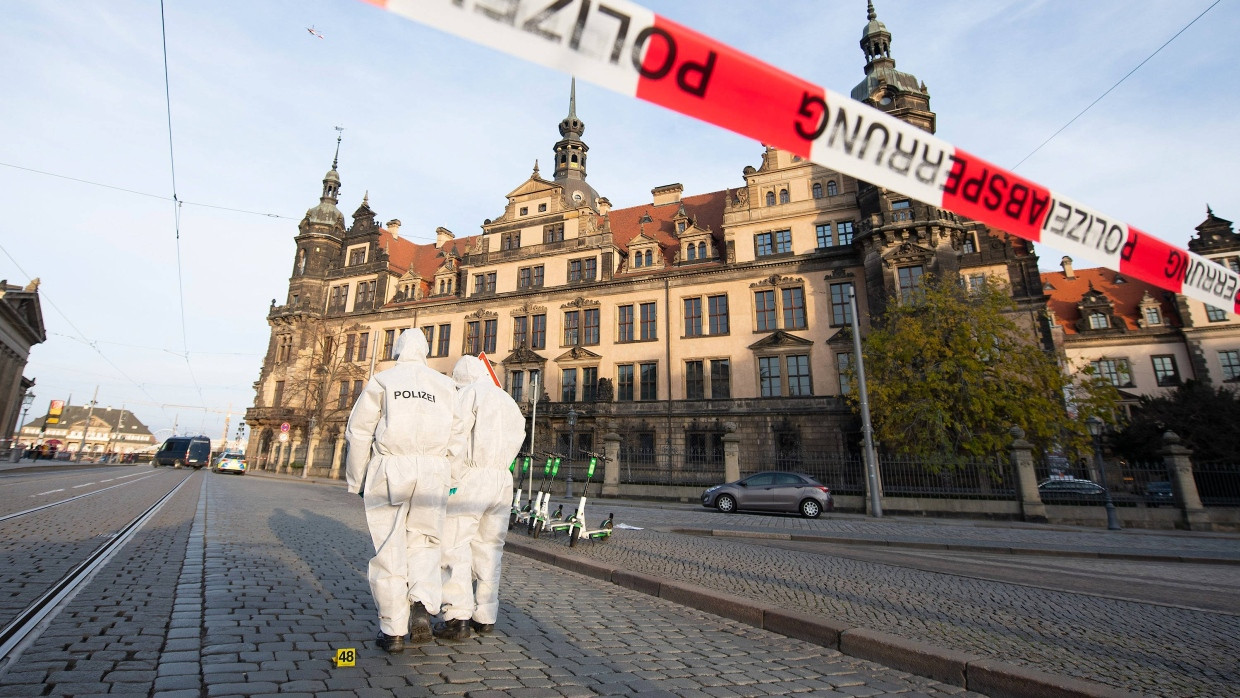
[213,452,247,475]
[1144,481,1174,506]
[152,436,213,469]
[1037,477,1107,504]
[702,471,833,518]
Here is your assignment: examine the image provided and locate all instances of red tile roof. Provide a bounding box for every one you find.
[1041,266,1180,334]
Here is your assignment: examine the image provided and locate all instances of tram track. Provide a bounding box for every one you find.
[0,471,195,670]
[0,471,159,523]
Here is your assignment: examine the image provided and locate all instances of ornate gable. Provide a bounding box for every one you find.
[465,308,498,320]
[748,330,814,350]
[554,346,602,363]
[511,301,547,317]
[881,241,935,268]
[560,296,600,309]
[502,346,546,366]
[750,274,804,288]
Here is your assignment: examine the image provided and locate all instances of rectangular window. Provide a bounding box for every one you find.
[1091,358,1133,387]
[684,297,703,337]
[583,308,600,345]
[563,310,580,345]
[1143,306,1162,326]
[836,221,855,245]
[483,319,497,353]
[617,364,634,401]
[639,362,657,400]
[707,295,729,335]
[345,334,356,362]
[774,229,792,254]
[518,267,531,289]
[582,366,598,402]
[686,360,705,399]
[338,380,349,409]
[422,325,434,349]
[898,265,924,303]
[618,305,634,342]
[830,283,853,326]
[640,302,657,340]
[1206,305,1228,322]
[562,368,577,402]
[709,359,731,399]
[465,321,481,355]
[513,316,528,349]
[782,287,806,329]
[759,356,781,397]
[383,329,396,360]
[962,234,977,254]
[686,432,724,466]
[755,232,774,257]
[348,247,366,266]
[968,274,986,293]
[544,223,564,243]
[510,372,524,403]
[437,324,451,357]
[584,257,597,280]
[1220,350,1240,381]
[532,265,544,287]
[473,273,496,294]
[353,380,364,401]
[531,314,546,349]
[787,354,812,396]
[502,231,520,250]
[358,332,369,362]
[755,290,776,331]
[836,352,853,395]
[354,283,366,306]
[273,380,285,407]
[816,223,832,248]
[529,369,541,399]
[1152,355,1180,386]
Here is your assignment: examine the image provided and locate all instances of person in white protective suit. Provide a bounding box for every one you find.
[434,355,527,640]
[345,329,466,654]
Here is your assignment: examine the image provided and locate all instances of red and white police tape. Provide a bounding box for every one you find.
[360,0,1239,316]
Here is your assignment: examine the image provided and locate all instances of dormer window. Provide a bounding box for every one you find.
[1088,312,1110,330]
[827,180,839,196]
[677,221,686,233]
[1143,306,1162,326]
[644,250,653,267]
[812,182,822,199]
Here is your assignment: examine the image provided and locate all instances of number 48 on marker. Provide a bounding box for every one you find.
[334,647,356,667]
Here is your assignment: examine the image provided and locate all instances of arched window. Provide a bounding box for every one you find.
[812,182,822,199]
[766,191,776,206]
[827,180,839,196]
[698,242,707,258]
[645,250,653,267]
[779,189,789,204]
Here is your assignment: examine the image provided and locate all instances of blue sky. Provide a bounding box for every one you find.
[3,0,1237,441]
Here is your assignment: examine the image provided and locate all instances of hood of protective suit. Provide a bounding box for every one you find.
[452,355,491,388]
[393,329,429,365]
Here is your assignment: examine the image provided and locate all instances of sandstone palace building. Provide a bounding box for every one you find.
[245,6,1051,478]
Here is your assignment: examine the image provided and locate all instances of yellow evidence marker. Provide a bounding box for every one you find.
[334,648,357,667]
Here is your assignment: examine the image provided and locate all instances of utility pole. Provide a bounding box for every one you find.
[105,405,126,462]
[221,404,231,451]
[74,386,99,462]
[849,287,883,518]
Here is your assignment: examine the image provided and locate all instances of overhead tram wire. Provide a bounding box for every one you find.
[1011,0,1221,172]
[160,0,208,416]
[0,241,166,414]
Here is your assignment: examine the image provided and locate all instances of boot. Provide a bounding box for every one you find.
[432,618,472,641]
[375,631,404,654]
[469,619,494,634]
[409,602,433,644]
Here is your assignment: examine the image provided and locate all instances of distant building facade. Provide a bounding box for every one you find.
[1043,210,1240,410]
[0,278,45,450]
[245,5,1047,476]
[16,405,155,457]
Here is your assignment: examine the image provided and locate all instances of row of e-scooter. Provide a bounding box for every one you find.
[508,451,614,547]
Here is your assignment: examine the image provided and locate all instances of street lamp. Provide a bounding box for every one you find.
[565,407,577,498]
[11,390,34,462]
[848,285,883,517]
[1086,416,1121,531]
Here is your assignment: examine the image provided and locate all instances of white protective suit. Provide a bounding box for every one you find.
[440,355,527,624]
[345,329,466,637]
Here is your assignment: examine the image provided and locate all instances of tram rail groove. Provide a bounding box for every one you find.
[0,472,195,670]
[0,472,161,523]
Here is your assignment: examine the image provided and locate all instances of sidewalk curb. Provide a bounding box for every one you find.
[504,537,1146,698]
[671,527,1240,566]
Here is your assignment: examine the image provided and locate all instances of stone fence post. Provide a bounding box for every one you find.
[602,431,621,497]
[1008,426,1047,523]
[722,421,741,484]
[1161,431,1212,531]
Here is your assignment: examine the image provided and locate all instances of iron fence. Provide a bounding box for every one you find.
[1194,462,1240,507]
[753,451,1017,500]
[618,448,723,487]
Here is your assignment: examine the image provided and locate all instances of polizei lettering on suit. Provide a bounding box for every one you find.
[393,390,437,403]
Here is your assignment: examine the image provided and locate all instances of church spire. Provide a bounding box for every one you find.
[554,77,588,180]
[860,0,894,75]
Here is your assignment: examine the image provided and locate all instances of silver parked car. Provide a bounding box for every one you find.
[702,471,834,518]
